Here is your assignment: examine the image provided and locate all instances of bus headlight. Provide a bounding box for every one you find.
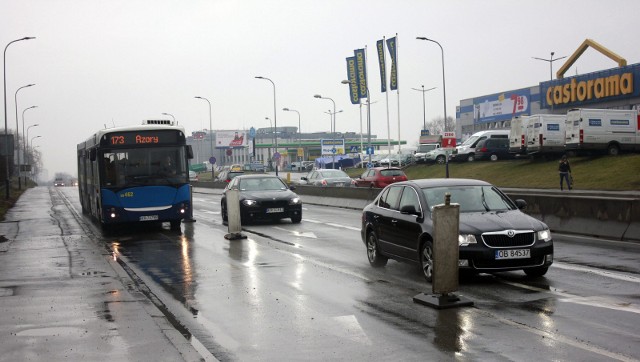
[109,208,117,219]
[459,234,477,246]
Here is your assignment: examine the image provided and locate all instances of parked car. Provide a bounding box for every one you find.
[361,178,553,282]
[189,170,199,182]
[474,138,514,161]
[299,169,356,187]
[243,162,266,172]
[423,148,452,164]
[451,130,509,162]
[221,174,302,224]
[217,170,244,183]
[355,167,408,188]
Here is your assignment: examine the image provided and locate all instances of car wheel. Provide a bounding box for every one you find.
[221,201,228,223]
[607,144,620,156]
[291,214,302,224]
[490,154,498,161]
[420,240,434,282]
[366,231,388,267]
[524,266,549,277]
[436,155,445,164]
[467,154,475,162]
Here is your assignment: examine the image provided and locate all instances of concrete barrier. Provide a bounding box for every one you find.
[194,182,640,242]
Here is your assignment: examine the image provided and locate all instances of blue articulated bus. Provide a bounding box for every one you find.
[77,120,194,231]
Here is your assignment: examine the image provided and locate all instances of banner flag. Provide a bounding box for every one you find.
[354,48,368,99]
[376,39,387,93]
[345,56,360,104]
[386,37,398,90]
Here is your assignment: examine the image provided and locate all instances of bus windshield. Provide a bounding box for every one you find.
[102,146,188,187]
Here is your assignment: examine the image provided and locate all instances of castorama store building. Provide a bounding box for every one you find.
[455,39,640,139]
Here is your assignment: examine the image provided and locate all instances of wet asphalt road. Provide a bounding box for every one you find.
[5,186,640,361]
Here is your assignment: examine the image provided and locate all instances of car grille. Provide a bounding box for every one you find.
[481,231,535,248]
[260,200,289,208]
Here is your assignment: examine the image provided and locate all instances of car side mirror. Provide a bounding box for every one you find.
[289,185,296,190]
[400,204,421,217]
[515,199,527,210]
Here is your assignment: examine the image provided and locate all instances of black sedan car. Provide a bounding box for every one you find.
[361,178,553,282]
[221,174,302,224]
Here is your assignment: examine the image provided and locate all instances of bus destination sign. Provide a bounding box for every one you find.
[103,130,182,147]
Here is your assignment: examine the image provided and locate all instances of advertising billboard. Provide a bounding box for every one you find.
[321,139,345,156]
[473,88,531,124]
[216,130,248,148]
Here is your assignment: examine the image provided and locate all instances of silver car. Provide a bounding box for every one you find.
[300,169,356,187]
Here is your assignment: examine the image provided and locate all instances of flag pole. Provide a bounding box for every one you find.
[383,36,391,161]
[395,33,402,153]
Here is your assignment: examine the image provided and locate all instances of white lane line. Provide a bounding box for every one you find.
[272,226,317,239]
[552,261,640,283]
[304,218,360,231]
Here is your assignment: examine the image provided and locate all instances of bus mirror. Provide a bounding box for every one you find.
[89,149,96,161]
[187,145,194,159]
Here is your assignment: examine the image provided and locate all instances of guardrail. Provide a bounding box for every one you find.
[193,182,640,242]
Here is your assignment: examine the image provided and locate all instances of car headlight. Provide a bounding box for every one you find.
[289,197,301,205]
[242,199,258,206]
[458,234,477,246]
[537,229,552,242]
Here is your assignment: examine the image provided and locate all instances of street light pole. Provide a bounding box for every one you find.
[411,85,436,130]
[4,36,35,199]
[161,112,176,124]
[14,84,34,189]
[194,96,213,179]
[255,76,278,176]
[314,95,338,169]
[341,80,372,167]
[20,105,36,188]
[532,51,567,81]
[417,36,449,177]
[283,108,302,161]
[265,117,274,170]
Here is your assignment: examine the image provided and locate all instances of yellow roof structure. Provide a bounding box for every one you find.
[556,39,627,79]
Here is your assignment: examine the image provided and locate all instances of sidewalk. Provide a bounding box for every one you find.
[0,187,203,361]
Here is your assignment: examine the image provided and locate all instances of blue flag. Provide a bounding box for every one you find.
[346,56,359,104]
[376,40,387,93]
[354,48,368,99]
[386,37,398,90]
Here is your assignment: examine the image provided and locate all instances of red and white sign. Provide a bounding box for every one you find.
[442,132,456,148]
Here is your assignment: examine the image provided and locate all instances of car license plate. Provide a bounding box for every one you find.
[335,183,344,187]
[266,207,284,214]
[140,215,159,221]
[495,249,530,260]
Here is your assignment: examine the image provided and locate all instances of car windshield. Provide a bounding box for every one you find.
[319,170,348,178]
[239,177,288,191]
[460,135,479,147]
[421,185,515,213]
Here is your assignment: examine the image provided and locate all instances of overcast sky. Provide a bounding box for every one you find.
[2,0,639,178]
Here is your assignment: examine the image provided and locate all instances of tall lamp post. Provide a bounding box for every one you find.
[417,36,450,178]
[14,83,34,189]
[532,51,567,81]
[265,117,274,170]
[161,112,176,124]
[4,36,35,199]
[411,85,436,131]
[255,76,278,176]
[314,95,338,169]
[20,105,37,188]
[282,107,302,162]
[26,123,38,171]
[194,96,214,179]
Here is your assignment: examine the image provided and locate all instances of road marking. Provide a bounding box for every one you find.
[304,218,360,231]
[272,226,317,239]
[552,261,640,283]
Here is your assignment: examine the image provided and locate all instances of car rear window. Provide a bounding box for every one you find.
[380,169,405,177]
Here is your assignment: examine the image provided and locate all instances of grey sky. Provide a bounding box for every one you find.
[2,0,639,177]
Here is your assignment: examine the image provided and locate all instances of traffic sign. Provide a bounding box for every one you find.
[273,152,281,161]
[249,127,256,139]
[350,145,359,153]
[209,157,216,165]
[367,162,373,168]
[366,146,374,155]
[331,148,337,154]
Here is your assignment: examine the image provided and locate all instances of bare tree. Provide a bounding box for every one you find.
[425,116,455,135]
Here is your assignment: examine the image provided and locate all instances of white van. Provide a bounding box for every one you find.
[509,116,530,155]
[565,108,639,155]
[525,114,566,155]
[451,130,509,162]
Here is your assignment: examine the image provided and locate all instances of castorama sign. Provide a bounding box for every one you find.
[541,63,640,109]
